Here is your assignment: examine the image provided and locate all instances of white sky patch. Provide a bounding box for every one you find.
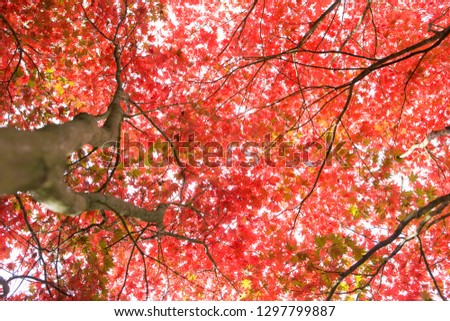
[166,5,179,27]
[390,173,413,192]
[216,26,226,42]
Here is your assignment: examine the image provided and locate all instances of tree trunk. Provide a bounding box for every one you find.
[0,90,166,226]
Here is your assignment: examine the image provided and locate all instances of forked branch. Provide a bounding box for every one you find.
[326,193,450,300]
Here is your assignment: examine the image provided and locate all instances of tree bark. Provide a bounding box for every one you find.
[399,126,450,159]
[0,90,166,225]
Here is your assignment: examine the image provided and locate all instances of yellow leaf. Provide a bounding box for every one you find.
[55,83,65,95]
[241,279,252,290]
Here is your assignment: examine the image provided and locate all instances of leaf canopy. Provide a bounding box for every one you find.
[1,0,450,300]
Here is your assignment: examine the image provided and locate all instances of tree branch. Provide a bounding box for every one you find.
[0,277,10,300]
[85,194,167,227]
[326,193,450,300]
[417,236,447,301]
[296,0,341,48]
[399,126,450,159]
